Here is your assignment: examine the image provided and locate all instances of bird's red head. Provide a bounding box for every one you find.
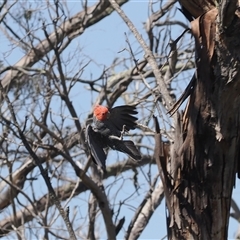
[93,105,109,121]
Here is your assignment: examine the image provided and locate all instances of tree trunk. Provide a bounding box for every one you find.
[156,1,240,239]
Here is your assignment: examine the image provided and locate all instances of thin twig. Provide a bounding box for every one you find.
[0,82,77,240]
[109,0,174,110]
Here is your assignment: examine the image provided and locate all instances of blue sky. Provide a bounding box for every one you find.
[1,1,240,239]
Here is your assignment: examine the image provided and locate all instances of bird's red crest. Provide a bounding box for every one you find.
[94,105,109,121]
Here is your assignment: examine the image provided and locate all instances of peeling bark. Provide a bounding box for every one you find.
[160,2,240,239]
[178,0,216,18]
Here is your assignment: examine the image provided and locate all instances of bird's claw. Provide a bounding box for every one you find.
[109,125,127,141]
[109,135,122,141]
[120,125,127,140]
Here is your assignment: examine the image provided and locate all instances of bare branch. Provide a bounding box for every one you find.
[1,0,129,92]
[0,83,77,240]
[125,181,164,240]
[109,0,175,110]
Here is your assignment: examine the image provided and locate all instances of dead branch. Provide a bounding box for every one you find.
[0,0,129,93]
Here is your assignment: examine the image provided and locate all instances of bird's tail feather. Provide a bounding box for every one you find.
[114,140,141,161]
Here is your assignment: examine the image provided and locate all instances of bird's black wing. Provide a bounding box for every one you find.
[109,105,138,132]
[86,124,107,170]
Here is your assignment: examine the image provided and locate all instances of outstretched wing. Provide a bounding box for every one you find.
[109,105,138,132]
[86,124,107,170]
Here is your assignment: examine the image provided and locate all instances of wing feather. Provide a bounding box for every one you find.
[86,125,107,170]
[109,105,138,132]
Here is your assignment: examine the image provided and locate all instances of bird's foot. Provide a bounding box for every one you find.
[107,125,127,141]
[109,135,122,141]
[120,125,127,140]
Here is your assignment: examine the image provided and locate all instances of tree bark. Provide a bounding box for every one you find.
[159,1,240,239]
